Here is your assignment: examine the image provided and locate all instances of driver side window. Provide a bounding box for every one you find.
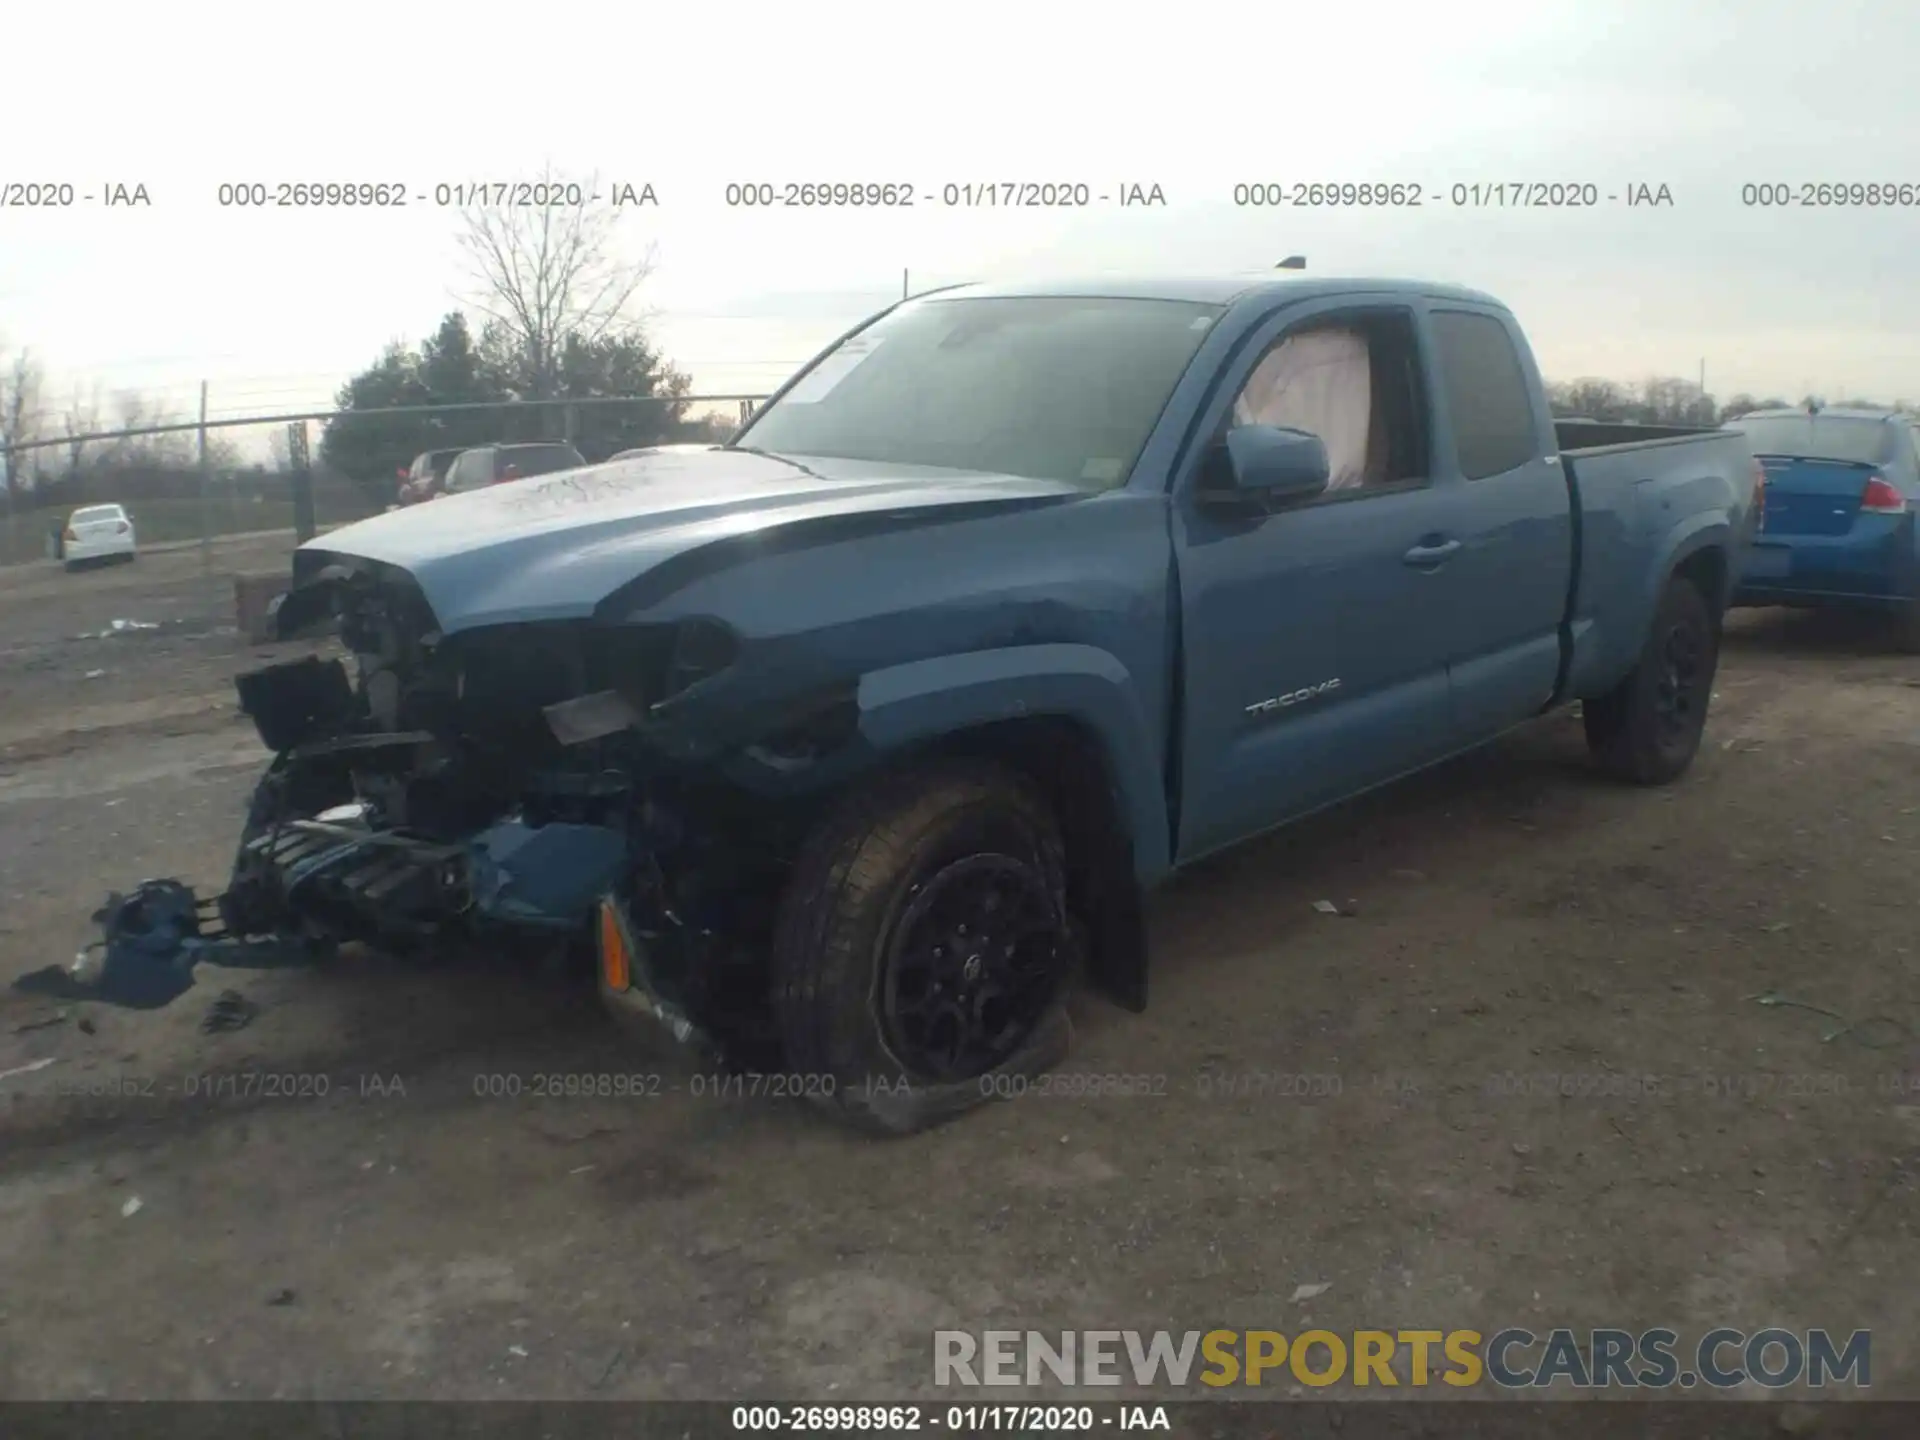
[1224,308,1431,496]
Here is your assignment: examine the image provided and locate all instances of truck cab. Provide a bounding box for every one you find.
[1163,288,1582,857]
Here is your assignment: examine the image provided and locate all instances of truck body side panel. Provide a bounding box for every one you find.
[1561,434,1749,698]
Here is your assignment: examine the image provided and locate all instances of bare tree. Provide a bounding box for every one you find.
[1,346,45,505]
[103,392,195,468]
[62,384,104,475]
[1548,377,1633,420]
[456,164,658,401]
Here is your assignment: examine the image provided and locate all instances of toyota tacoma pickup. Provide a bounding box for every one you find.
[27,276,1761,1132]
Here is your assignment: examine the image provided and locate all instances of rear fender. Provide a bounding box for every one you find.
[1646,513,1734,629]
[1570,512,1730,697]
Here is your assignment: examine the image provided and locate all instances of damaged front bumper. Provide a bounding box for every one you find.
[15,815,651,1008]
[21,832,721,1069]
[22,553,822,1063]
[228,800,630,942]
[18,678,740,1064]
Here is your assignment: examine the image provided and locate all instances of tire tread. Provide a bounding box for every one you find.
[770,761,1062,1133]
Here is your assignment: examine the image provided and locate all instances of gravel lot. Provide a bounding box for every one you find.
[1,537,1917,1403]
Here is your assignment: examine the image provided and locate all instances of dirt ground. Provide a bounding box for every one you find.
[0,537,1916,1404]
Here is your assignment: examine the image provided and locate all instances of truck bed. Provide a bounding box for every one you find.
[1555,422,1755,699]
[1554,420,1721,451]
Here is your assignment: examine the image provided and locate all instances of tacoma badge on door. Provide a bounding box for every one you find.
[1245,678,1342,716]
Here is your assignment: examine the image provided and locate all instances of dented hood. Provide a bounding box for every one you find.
[292,447,1084,632]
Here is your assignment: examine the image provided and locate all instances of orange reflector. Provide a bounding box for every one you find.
[598,902,630,991]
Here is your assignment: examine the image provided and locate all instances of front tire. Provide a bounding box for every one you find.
[1584,574,1719,784]
[771,761,1075,1135]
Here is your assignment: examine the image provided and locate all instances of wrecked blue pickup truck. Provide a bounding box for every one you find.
[26,276,1761,1132]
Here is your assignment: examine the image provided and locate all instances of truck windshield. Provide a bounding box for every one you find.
[739,295,1223,488]
[1733,414,1896,465]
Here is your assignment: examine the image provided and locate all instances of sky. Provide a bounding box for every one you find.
[3,0,1917,446]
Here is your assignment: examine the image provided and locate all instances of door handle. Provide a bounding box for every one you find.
[1403,537,1462,568]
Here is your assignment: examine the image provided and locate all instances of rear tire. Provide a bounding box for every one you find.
[771,761,1075,1135]
[1584,574,1719,784]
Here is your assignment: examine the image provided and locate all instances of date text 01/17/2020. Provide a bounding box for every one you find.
[728,1403,1170,1432]
[465,1071,841,1102]
[1229,181,1675,208]
[209,181,659,209]
[9,1070,407,1102]
[720,182,1167,208]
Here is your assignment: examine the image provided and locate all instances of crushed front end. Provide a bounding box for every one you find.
[27,560,812,1063]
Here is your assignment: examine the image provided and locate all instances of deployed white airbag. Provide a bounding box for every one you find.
[1232,327,1374,490]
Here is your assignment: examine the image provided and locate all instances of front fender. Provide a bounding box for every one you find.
[854,645,1172,882]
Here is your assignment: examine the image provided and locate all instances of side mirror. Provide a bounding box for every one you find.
[1209,424,1330,504]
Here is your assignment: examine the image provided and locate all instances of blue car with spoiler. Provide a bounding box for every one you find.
[1729,405,1920,649]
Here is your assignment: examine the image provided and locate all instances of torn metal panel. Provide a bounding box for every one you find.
[12,880,331,1011]
[467,822,629,927]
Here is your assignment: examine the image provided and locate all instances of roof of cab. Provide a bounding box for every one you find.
[930,274,1507,310]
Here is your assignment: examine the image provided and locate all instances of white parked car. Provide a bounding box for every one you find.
[61,503,138,569]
